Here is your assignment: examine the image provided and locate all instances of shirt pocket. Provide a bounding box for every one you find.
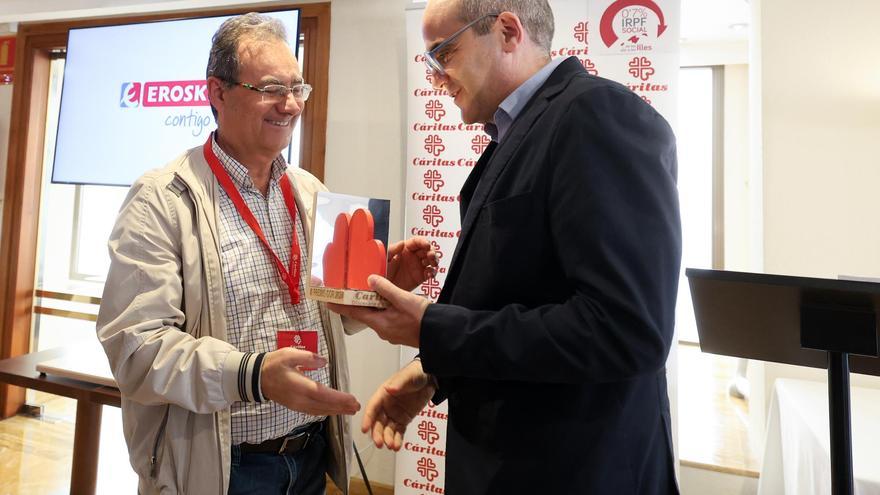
[219,228,248,277]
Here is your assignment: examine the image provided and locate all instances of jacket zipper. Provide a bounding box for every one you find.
[150,405,171,479]
[216,417,226,494]
[174,171,228,494]
[321,306,348,494]
[173,171,223,338]
[321,308,338,388]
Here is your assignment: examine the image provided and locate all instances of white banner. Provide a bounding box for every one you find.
[399,1,679,492]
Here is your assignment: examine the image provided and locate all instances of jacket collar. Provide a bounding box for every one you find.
[173,142,316,264]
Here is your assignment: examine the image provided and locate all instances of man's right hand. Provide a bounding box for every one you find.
[362,359,436,451]
[260,347,360,416]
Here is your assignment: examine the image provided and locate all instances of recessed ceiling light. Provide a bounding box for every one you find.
[729,22,749,30]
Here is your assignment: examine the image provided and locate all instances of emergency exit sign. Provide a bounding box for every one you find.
[0,36,15,84]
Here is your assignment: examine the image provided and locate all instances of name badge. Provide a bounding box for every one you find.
[277,329,319,370]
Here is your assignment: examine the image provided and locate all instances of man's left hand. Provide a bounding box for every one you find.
[385,237,438,292]
[328,275,428,348]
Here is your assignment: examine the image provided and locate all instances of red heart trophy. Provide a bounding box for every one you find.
[308,193,390,308]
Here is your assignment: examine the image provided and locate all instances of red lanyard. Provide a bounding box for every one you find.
[203,134,301,305]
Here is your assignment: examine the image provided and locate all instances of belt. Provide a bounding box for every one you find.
[238,420,324,455]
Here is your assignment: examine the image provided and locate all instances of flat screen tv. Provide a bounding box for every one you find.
[52,9,300,186]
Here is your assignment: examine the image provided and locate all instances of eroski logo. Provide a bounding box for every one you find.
[120,82,142,108]
[119,80,209,108]
[120,79,215,136]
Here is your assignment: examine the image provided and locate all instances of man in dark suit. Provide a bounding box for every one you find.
[330,0,681,493]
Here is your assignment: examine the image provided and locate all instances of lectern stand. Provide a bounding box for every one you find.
[686,269,880,495]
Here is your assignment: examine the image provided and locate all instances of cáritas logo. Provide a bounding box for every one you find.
[120,80,209,108]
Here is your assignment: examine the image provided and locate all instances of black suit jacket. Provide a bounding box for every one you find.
[419,57,682,494]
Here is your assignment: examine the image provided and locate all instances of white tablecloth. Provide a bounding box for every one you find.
[758,378,880,495]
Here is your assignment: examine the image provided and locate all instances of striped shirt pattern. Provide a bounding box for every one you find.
[212,138,330,445]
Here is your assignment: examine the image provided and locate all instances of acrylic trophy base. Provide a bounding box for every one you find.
[307,285,388,308]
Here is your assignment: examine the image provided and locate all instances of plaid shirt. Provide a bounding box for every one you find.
[212,137,330,445]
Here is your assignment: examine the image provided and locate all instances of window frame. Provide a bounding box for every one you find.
[676,64,725,346]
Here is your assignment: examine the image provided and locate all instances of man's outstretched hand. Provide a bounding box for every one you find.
[261,347,361,416]
[361,359,436,451]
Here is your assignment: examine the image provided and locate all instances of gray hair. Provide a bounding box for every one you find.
[206,12,288,118]
[457,0,554,52]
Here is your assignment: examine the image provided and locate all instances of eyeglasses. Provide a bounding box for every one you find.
[423,13,500,76]
[230,81,313,102]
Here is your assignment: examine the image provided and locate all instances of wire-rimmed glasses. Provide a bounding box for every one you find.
[230,81,313,102]
[423,13,500,76]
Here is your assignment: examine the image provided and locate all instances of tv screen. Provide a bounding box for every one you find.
[52,9,300,186]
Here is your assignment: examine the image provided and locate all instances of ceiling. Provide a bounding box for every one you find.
[0,0,752,43]
[680,0,750,42]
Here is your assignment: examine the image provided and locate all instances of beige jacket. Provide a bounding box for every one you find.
[97,145,353,494]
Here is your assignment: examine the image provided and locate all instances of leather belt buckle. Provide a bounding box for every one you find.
[278,430,310,455]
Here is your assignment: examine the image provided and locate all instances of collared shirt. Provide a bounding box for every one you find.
[212,136,330,445]
[484,56,566,143]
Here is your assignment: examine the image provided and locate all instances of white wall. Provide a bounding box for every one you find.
[723,63,751,272]
[683,0,880,471]
[719,63,771,460]
[761,0,880,280]
[758,0,880,409]
[323,0,407,485]
[681,39,747,67]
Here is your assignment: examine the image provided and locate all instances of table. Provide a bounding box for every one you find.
[758,378,880,495]
[0,347,120,495]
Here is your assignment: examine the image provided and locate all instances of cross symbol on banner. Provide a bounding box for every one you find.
[421,278,441,300]
[641,95,653,106]
[417,457,440,482]
[628,56,655,81]
[423,169,445,192]
[579,58,598,76]
[430,240,443,260]
[573,21,589,43]
[424,134,446,156]
[471,134,491,155]
[425,99,446,122]
[422,205,443,227]
[425,68,434,85]
[417,420,440,445]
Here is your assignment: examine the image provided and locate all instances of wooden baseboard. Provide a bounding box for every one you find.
[680,459,760,479]
[327,476,395,495]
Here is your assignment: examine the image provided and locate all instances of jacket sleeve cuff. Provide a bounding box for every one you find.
[415,312,449,404]
[222,351,267,403]
[412,355,439,389]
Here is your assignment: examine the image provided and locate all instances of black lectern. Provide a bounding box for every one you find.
[686,269,880,495]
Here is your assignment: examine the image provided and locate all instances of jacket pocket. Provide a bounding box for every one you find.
[480,192,548,291]
[483,191,534,226]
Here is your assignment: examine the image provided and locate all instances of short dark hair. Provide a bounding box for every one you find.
[457,0,554,52]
